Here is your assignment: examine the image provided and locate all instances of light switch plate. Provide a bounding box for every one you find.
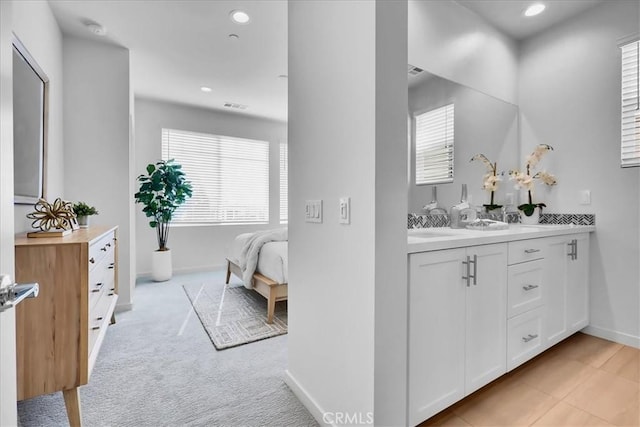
[579,190,591,205]
[339,197,350,224]
[305,200,323,223]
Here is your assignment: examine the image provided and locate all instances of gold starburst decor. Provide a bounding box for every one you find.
[26,198,76,231]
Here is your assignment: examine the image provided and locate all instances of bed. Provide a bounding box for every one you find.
[226,229,288,324]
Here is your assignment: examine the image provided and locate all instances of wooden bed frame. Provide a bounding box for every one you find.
[225,258,288,324]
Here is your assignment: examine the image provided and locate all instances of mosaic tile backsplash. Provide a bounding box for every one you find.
[408,212,595,229]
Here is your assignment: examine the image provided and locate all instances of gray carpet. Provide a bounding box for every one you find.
[17,270,317,427]
[183,282,287,350]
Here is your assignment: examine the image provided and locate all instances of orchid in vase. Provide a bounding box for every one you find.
[470,153,502,212]
[509,144,557,217]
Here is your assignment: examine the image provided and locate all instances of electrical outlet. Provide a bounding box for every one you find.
[579,190,591,205]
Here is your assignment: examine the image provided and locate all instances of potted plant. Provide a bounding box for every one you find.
[72,202,99,228]
[470,153,503,212]
[135,159,192,281]
[509,144,557,224]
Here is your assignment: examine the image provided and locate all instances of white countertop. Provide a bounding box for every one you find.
[408,224,595,254]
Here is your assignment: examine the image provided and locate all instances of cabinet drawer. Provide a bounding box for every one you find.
[507,307,544,371]
[508,260,544,318]
[508,239,546,265]
[88,290,117,354]
[89,231,116,270]
[88,249,115,309]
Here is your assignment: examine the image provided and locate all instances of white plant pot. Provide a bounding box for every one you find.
[520,208,540,225]
[151,249,172,282]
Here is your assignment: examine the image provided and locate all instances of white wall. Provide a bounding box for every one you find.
[12,0,64,233]
[408,0,519,105]
[134,98,287,275]
[519,0,640,346]
[287,1,408,425]
[63,37,134,310]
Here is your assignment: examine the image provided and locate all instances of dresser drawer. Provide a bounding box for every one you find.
[508,239,546,265]
[88,249,115,309]
[88,289,117,355]
[508,259,544,318]
[89,231,116,270]
[507,307,544,371]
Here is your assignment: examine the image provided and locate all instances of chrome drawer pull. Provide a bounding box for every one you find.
[89,257,95,264]
[522,284,539,291]
[524,249,540,254]
[108,264,115,269]
[92,326,100,331]
[108,292,114,296]
[100,247,107,252]
[97,316,103,321]
[106,243,111,248]
[91,289,100,293]
[522,333,538,343]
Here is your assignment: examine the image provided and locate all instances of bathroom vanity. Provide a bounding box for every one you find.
[407,225,594,426]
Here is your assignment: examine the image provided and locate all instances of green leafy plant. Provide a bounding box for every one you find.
[135,159,192,251]
[72,201,99,217]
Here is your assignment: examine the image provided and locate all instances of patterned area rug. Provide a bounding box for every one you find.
[183,282,287,350]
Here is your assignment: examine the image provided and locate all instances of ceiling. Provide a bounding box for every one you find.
[455,0,604,41]
[49,0,288,122]
[48,1,606,123]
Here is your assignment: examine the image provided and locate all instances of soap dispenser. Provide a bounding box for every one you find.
[422,186,447,214]
[449,184,477,228]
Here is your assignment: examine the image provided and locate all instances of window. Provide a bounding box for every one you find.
[415,104,454,184]
[161,128,269,225]
[621,40,640,168]
[279,142,288,224]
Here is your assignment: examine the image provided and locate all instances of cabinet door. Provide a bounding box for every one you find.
[465,243,508,395]
[544,236,568,348]
[567,234,589,332]
[409,249,466,426]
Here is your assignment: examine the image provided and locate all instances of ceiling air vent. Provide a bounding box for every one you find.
[223,102,248,110]
[408,64,424,76]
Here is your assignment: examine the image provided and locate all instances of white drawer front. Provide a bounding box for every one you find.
[508,239,546,265]
[508,260,544,318]
[89,231,116,270]
[507,307,544,371]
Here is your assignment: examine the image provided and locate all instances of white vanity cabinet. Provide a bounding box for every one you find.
[408,243,507,426]
[545,233,590,348]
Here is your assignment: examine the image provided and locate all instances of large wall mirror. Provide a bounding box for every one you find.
[13,36,48,205]
[408,70,519,213]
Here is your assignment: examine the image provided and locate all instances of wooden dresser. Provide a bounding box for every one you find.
[14,226,119,427]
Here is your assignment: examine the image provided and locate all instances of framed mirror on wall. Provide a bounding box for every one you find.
[13,35,48,205]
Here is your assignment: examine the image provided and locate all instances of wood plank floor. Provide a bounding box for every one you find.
[420,333,639,426]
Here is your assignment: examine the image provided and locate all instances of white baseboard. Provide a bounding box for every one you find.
[115,303,133,313]
[284,370,331,427]
[136,263,225,279]
[582,325,640,349]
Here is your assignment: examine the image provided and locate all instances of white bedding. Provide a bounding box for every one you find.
[231,231,288,285]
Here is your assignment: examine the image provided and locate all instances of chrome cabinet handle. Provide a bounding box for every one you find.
[100,247,107,252]
[462,256,471,287]
[524,248,540,254]
[92,326,100,331]
[90,257,95,264]
[470,254,477,286]
[523,284,539,291]
[567,239,578,260]
[106,243,111,248]
[522,333,538,343]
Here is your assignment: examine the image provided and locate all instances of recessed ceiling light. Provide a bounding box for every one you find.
[524,3,546,17]
[228,34,240,40]
[85,22,107,36]
[230,10,250,24]
[200,86,212,93]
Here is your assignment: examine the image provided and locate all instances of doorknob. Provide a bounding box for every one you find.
[0,275,39,312]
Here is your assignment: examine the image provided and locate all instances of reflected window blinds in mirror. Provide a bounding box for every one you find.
[12,37,48,204]
[620,39,639,168]
[415,104,454,185]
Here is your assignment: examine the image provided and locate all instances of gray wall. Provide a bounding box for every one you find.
[519,0,640,346]
[63,37,134,309]
[134,98,287,276]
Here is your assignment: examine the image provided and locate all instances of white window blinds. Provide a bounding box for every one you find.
[279,142,288,224]
[161,128,269,225]
[415,104,454,185]
[621,40,640,168]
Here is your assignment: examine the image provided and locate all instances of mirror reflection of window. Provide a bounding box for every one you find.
[13,38,48,204]
[415,103,455,185]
